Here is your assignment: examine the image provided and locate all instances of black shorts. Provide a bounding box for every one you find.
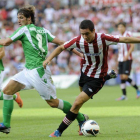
[79,72,105,98]
[118,60,132,75]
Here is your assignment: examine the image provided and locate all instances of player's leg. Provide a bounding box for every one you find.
[0,71,23,107]
[0,91,23,107]
[116,74,127,100]
[0,69,31,134]
[46,98,87,123]
[34,66,87,123]
[49,73,105,137]
[49,91,90,137]
[126,77,140,98]
[124,60,140,98]
[116,62,127,100]
[0,80,25,134]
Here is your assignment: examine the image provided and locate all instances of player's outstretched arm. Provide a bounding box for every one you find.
[0,47,5,59]
[52,37,83,57]
[43,45,65,69]
[72,49,84,58]
[0,38,13,47]
[52,37,65,45]
[119,37,140,43]
[123,43,134,61]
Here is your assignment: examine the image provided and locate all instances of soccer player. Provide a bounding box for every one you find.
[116,22,140,100]
[0,47,23,107]
[0,5,88,134]
[43,19,140,137]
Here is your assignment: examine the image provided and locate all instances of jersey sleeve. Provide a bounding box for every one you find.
[64,37,77,51]
[44,28,55,42]
[10,26,26,42]
[102,33,119,46]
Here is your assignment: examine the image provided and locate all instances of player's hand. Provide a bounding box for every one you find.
[80,52,84,58]
[43,59,51,69]
[123,56,128,61]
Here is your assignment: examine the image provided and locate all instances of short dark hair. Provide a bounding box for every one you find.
[79,20,94,32]
[116,22,126,28]
[18,5,35,24]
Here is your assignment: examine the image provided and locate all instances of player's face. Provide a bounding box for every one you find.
[17,13,31,26]
[117,24,126,34]
[80,28,95,43]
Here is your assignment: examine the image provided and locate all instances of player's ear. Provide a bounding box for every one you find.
[28,17,31,23]
[92,29,95,33]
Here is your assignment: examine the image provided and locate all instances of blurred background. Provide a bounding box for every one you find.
[1,0,140,88]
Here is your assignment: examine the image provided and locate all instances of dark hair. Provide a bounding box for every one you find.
[17,5,35,24]
[79,20,94,32]
[116,22,126,28]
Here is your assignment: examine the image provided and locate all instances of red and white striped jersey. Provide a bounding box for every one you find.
[64,33,119,78]
[117,31,132,62]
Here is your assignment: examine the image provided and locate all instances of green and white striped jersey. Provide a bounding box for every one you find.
[0,44,4,72]
[10,24,55,69]
[0,60,4,72]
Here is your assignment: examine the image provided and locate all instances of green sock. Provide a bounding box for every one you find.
[0,91,16,100]
[62,100,85,122]
[3,95,14,127]
[0,91,3,100]
[13,94,16,100]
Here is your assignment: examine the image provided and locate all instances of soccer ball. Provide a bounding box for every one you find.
[81,120,100,137]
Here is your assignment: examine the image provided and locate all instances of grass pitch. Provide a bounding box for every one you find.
[0,86,140,140]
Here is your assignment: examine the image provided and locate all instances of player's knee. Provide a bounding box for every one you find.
[3,88,11,95]
[121,74,128,80]
[47,101,58,108]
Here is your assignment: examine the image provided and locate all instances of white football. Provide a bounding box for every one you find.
[81,120,100,137]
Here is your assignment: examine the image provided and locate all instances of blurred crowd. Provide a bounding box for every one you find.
[0,0,140,78]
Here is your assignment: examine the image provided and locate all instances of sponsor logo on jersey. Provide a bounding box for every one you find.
[84,52,101,56]
[29,27,47,34]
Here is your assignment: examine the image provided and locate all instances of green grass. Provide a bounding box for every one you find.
[0,86,140,140]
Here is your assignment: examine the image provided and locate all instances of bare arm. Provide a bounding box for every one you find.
[0,47,5,59]
[0,38,13,46]
[52,37,83,57]
[124,44,134,61]
[52,37,65,45]
[43,45,65,68]
[119,37,140,43]
[71,49,83,58]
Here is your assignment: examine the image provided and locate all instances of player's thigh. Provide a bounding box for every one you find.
[75,91,90,105]
[118,62,123,74]
[121,74,128,80]
[28,67,57,100]
[79,86,82,92]
[3,80,25,95]
[123,60,132,75]
[83,78,105,98]
[8,69,34,92]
